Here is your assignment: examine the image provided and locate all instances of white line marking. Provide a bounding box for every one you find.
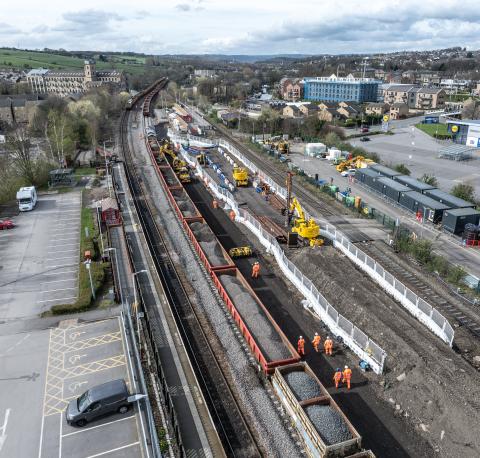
[67,380,88,393]
[62,415,135,438]
[37,296,77,303]
[46,264,77,269]
[84,441,140,458]
[48,238,79,243]
[0,408,11,451]
[45,256,78,261]
[43,279,77,284]
[58,411,62,458]
[42,270,78,277]
[38,329,53,458]
[49,249,77,254]
[0,334,30,357]
[41,287,77,294]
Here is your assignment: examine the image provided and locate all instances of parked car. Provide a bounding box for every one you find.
[341,169,356,177]
[360,137,370,142]
[360,126,369,133]
[66,379,131,427]
[0,219,14,230]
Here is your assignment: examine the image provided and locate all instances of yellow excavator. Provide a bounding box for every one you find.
[232,166,249,186]
[277,140,290,155]
[289,197,323,246]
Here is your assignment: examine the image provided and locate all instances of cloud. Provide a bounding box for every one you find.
[0,22,21,35]
[175,0,205,12]
[175,4,191,11]
[52,9,125,34]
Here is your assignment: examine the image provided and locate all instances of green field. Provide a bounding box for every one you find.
[0,48,147,75]
[415,123,450,137]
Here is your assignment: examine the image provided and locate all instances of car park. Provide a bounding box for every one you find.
[0,219,14,230]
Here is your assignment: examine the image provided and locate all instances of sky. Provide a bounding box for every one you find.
[2,0,480,55]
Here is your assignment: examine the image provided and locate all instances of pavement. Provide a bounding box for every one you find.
[0,192,81,320]
[0,317,146,458]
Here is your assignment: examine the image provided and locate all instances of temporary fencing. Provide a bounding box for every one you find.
[217,138,455,348]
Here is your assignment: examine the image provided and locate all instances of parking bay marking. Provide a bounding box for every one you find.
[37,296,77,304]
[62,415,135,438]
[85,441,140,458]
[0,408,11,451]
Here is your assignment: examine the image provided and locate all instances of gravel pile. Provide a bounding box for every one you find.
[138,149,300,457]
[176,199,196,217]
[219,275,291,361]
[284,371,323,401]
[304,404,352,445]
[190,222,228,266]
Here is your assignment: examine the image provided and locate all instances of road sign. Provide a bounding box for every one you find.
[383,115,389,122]
[451,125,459,133]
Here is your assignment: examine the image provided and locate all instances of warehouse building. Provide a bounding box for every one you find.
[26,60,125,97]
[303,74,380,103]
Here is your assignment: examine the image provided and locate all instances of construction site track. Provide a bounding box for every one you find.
[360,241,480,370]
[120,101,261,457]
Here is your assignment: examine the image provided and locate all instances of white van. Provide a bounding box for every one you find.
[16,186,37,211]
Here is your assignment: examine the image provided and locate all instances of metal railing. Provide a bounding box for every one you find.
[218,139,455,348]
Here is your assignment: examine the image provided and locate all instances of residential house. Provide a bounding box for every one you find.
[318,108,339,122]
[389,102,409,120]
[279,77,303,101]
[413,88,446,110]
[318,102,337,111]
[365,102,389,116]
[0,94,44,125]
[337,102,362,119]
[283,105,302,118]
[298,102,319,117]
[382,84,417,106]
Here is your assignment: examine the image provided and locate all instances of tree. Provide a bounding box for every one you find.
[394,164,411,175]
[451,183,475,203]
[420,174,438,187]
[5,125,36,185]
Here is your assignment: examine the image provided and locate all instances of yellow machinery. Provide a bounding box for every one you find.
[228,246,252,258]
[277,140,289,155]
[196,153,207,166]
[176,167,191,183]
[289,198,323,246]
[233,166,249,187]
[173,157,187,172]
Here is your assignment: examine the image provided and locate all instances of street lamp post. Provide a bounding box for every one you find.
[104,248,123,306]
[85,260,95,300]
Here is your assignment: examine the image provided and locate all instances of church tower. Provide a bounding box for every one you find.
[84,59,96,82]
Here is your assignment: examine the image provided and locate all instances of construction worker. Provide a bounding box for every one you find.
[212,199,218,209]
[312,332,321,352]
[297,336,305,356]
[251,261,260,279]
[333,368,342,389]
[229,210,236,221]
[342,365,352,390]
[324,336,333,356]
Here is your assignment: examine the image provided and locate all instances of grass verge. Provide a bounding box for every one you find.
[415,123,451,138]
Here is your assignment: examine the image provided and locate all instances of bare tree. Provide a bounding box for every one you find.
[5,125,36,185]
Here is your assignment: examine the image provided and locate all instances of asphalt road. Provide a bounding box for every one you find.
[0,192,81,320]
[0,317,146,458]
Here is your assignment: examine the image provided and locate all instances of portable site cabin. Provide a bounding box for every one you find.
[375,177,410,203]
[100,197,121,227]
[393,175,435,194]
[424,188,475,210]
[442,208,480,235]
[369,164,402,179]
[399,191,450,223]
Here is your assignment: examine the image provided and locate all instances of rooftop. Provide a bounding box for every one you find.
[304,73,380,83]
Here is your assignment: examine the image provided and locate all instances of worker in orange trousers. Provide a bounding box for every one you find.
[342,365,352,390]
[297,336,305,356]
[229,210,236,221]
[251,262,260,279]
[333,368,343,389]
[324,336,333,355]
[312,332,321,352]
[212,199,218,209]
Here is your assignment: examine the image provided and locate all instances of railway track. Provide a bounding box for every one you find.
[360,241,480,369]
[120,100,261,457]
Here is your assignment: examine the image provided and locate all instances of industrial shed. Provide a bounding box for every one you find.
[393,175,435,194]
[370,164,402,179]
[424,188,475,209]
[376,177,410,203]
[442,208,480,235]
[399,191,450,223]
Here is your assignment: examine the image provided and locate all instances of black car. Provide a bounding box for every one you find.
[66,379,131,427]
[360,136,371,142]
